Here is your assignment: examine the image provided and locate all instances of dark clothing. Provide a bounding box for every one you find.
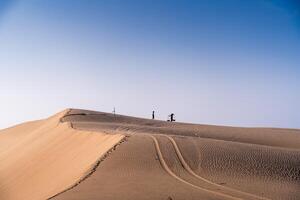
[169,113,175,122]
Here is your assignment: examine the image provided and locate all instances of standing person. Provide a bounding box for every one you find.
[170,113,175,122]
[152,111,155,119]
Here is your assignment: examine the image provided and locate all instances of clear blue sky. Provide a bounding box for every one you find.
[0,0,299,129]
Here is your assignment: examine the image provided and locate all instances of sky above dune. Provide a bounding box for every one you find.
[0,0,299,129]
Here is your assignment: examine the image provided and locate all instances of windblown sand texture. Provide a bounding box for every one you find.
[1,109,299,200]
[0,109,124,200]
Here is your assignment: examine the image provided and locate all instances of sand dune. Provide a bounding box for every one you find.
[62,109,300,149]
[1,108,300,200]
[0,109,124,200]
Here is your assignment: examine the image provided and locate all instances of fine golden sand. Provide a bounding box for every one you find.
[0,109,124,200]
[0,109,299,200]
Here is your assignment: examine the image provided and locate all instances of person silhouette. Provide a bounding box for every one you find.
[152,111,155,119]
[168,113,175,122]
[170,113,174,122]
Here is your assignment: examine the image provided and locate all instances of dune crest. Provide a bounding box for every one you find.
[1,108,300,200]
[55,109,300,200]
[0,109,124,200]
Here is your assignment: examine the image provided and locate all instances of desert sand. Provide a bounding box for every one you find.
[0,108,299,200]
[0,109,124,200]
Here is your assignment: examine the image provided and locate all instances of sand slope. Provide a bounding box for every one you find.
[174,135,300,199]
[0,109,124,200]
[1,108,300,200]
[54,134,228,200]
[53,109,300,200]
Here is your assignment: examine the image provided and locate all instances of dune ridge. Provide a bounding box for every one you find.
[0,109,124,200]
[52,109,300,200]
[47,135,129,200]
[62,109,300,149]
[1,108,300,200]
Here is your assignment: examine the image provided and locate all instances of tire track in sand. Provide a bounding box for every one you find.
[164,135,270,200]
[149,135,241,200]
